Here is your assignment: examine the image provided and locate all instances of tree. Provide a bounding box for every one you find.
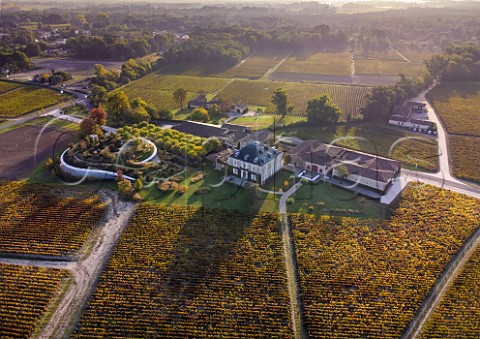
[89,108,108,126]
[106,91,130,126]
[117,178,135,200]
[79,118,103,138]
[306,94,342,125]
[190,107,209,122]
[173,88,187,110]
[202,137,222,154]
[24,42,41,57]
[90,85,107,107]
[271,88,288,116]
[157,109,174,120]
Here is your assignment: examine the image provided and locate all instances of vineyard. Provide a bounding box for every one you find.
[216,79,372,118]
[426,82,480,182]
[420,244,480,337]
[277,51,352,76]
[355,59,426,77]
[230,114,306,130]
[119,74,231,111]
[426,82,480,136]
[0,182,105,256]
[0,263,69,339]
[449,135,480,182]
[74,205,292,338]
[292,183,480,338]
[0,85,64,117]
[395,46,440,63]
[0,81,20,94]
[220,53,289,78]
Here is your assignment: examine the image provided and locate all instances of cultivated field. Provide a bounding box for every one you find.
[449,135,480,182]
[421,244,480,337]
[292,183,480,338]
[395,46,440,63]
[0,124,76,180]
[354,47,427,77]
[426,82,480,181]
[0,86,64,118]
[355,59,426,77]
[73,206,292,338]
[277,50,352,76]
[119,74,231,111]
[217,79,372,118]
[15,58,123,82]
[426,82,480,136]
[220,53,289,79]
[0,181,105,256]
[0,264,69,338]
[282,123,439,171]
[0,81,20,94]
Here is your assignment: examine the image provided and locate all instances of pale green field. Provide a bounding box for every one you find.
[277,51,352,76]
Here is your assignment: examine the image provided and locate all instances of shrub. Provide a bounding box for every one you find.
[158,181,178,192]
[191,171,207,183]
[176,184,188,194]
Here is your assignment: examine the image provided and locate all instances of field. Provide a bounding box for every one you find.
[421,244,480,337]
[15,58,123,82]
[216,79,372,118]
[0,81,20,94]
[0,182,105,256]
[426,82,480,181]
[0,86,64,117]
[354,47,427,77]
[395,46,440,63]
[281,123,439,171]
[73,205,292,338]
[426,82,480,136]
[449,135,480,182]
[0,263,69,338]
[292,183,480,338]
[0,124,77,180]
[277,51,352,77]
[118,74,231,111]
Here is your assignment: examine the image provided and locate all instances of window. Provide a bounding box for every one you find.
[233,168,238,175]
[251,173,257,181]
[233,160,237,167]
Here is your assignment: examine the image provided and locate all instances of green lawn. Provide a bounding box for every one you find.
[230,114,306,130]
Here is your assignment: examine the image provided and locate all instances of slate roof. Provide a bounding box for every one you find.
[389,114,409,122]
[289,140,401,183]
[230,141,280,166]
[171,121,228,138]
[410,118,434,127]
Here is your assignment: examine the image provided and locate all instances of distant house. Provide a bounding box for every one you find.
[188,95,208,109]
[389,100,435,133]
[232,103,248,114]
[405,101,427,114]
[187,94,222,110]
[227,141,282,185]
[288,140,401,193]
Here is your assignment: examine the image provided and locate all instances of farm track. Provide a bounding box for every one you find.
[279,183,308,339]
[261,52,292,80]
[391,47,413,63]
